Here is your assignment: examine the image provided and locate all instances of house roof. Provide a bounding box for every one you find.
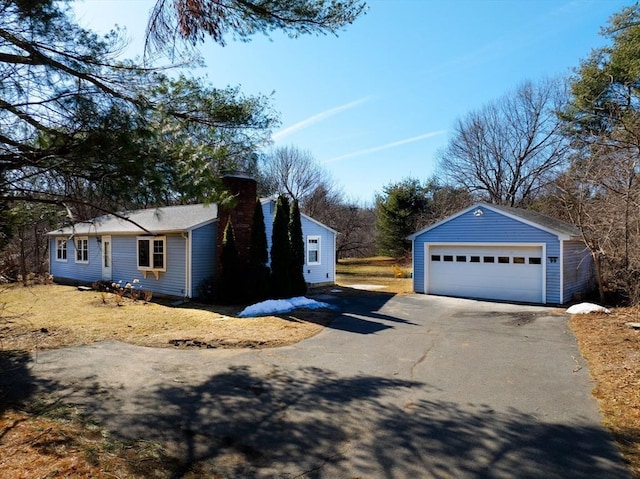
[47,203,218,236]
[260,197,338,234]
[408,202,582,241]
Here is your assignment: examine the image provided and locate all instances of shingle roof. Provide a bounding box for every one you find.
[48,203,218,236]
[484,203,581,238]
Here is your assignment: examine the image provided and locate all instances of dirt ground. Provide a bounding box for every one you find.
[569,309,640,478]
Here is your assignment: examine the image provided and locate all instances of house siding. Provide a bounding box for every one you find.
[562,241,595,303]
[110,234,187,297]
[50,236,101,283]
[302,220,336,285]
[261,200,335,286]
[412,207,562,304]
[190,222,217,297]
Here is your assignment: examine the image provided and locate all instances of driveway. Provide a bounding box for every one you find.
[20,293,630,478]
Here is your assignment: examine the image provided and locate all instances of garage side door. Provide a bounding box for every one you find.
[427,245,544,303]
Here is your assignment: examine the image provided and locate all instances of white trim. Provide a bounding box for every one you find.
[55,237,68,262]
[560,240,565,303]
[307,235,321,265]
[101,235,112,281]
[136,236,167,275]
[74,236,89,264]
[183,232,191,298]
[424,242,546,303]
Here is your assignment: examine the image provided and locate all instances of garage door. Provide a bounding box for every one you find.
[427,245,544,303]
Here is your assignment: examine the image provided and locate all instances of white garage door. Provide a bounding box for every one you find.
[427,245,544,303]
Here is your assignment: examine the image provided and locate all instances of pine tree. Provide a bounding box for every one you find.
[220,218,241,303]
[270,195,291,298]
[289,199,307,296]
[247,199,270,301]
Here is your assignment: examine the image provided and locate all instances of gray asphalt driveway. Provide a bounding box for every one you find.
[16,292,631,478]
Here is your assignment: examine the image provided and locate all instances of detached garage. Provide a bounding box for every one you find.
[408,203,595,305]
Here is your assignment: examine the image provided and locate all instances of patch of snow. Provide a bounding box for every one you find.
[348,284,386,291]
[237,296,335,318]
[566,302,611,315]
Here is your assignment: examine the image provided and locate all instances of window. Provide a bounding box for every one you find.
[56,238,67,262]
[137,236,166,271]
[443,255,454,262]
[456,255,466,262]
[498,256,510,264]
[307,236,321,265]
[75,237,88,263]
[513,257,525,264]
[529,257,542,265]
[483,256,495,263]
[431,255,441,261]
[470,256,480,263]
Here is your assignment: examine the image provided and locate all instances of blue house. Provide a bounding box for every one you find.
[47,175,336,298]
[408,203,595,304]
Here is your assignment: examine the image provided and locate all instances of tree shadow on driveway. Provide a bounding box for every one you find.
[70,363,631,479]
[317,289,420,335]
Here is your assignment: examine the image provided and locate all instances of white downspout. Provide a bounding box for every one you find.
[182,232,190,298]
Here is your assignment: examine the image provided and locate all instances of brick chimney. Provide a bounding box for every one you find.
[216,172,257,276]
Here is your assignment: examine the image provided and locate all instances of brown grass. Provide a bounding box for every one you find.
[336,256,413,293]
[569,309,640,478]
[0,284,334,351]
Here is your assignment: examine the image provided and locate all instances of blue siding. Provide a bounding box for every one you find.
[51,234,188,297]
[109,234,187,297]
[412,207,563,303]
[261,200,335,286]
[50,236,102,283]
[562,241,595,303]
[190,222,217,297]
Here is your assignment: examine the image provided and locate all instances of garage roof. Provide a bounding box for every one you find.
[408,202,582,241]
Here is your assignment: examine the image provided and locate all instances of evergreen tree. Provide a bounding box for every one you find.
[289,199,307,296]
[247,199,270,301]
[270,195,292,298]
[220,218,241,303]
[375,178,429,258]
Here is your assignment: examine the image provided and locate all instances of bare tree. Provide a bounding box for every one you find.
[259,145,336,203]
[438,79,569,207]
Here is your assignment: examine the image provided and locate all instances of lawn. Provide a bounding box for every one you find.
[1,258,638,477]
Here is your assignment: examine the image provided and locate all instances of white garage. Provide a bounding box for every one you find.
[426,244,544,303]
[408,203,595,305]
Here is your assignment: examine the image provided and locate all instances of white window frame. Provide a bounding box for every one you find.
[74,237,89,264]
[137,236,167,274]
[55,237,68,262]
[307,235,321,265]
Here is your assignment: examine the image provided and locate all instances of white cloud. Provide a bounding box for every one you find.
[272,97,370,141]
[323,130,447,164]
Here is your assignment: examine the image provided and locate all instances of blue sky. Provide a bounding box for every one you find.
[73,0,631,204]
